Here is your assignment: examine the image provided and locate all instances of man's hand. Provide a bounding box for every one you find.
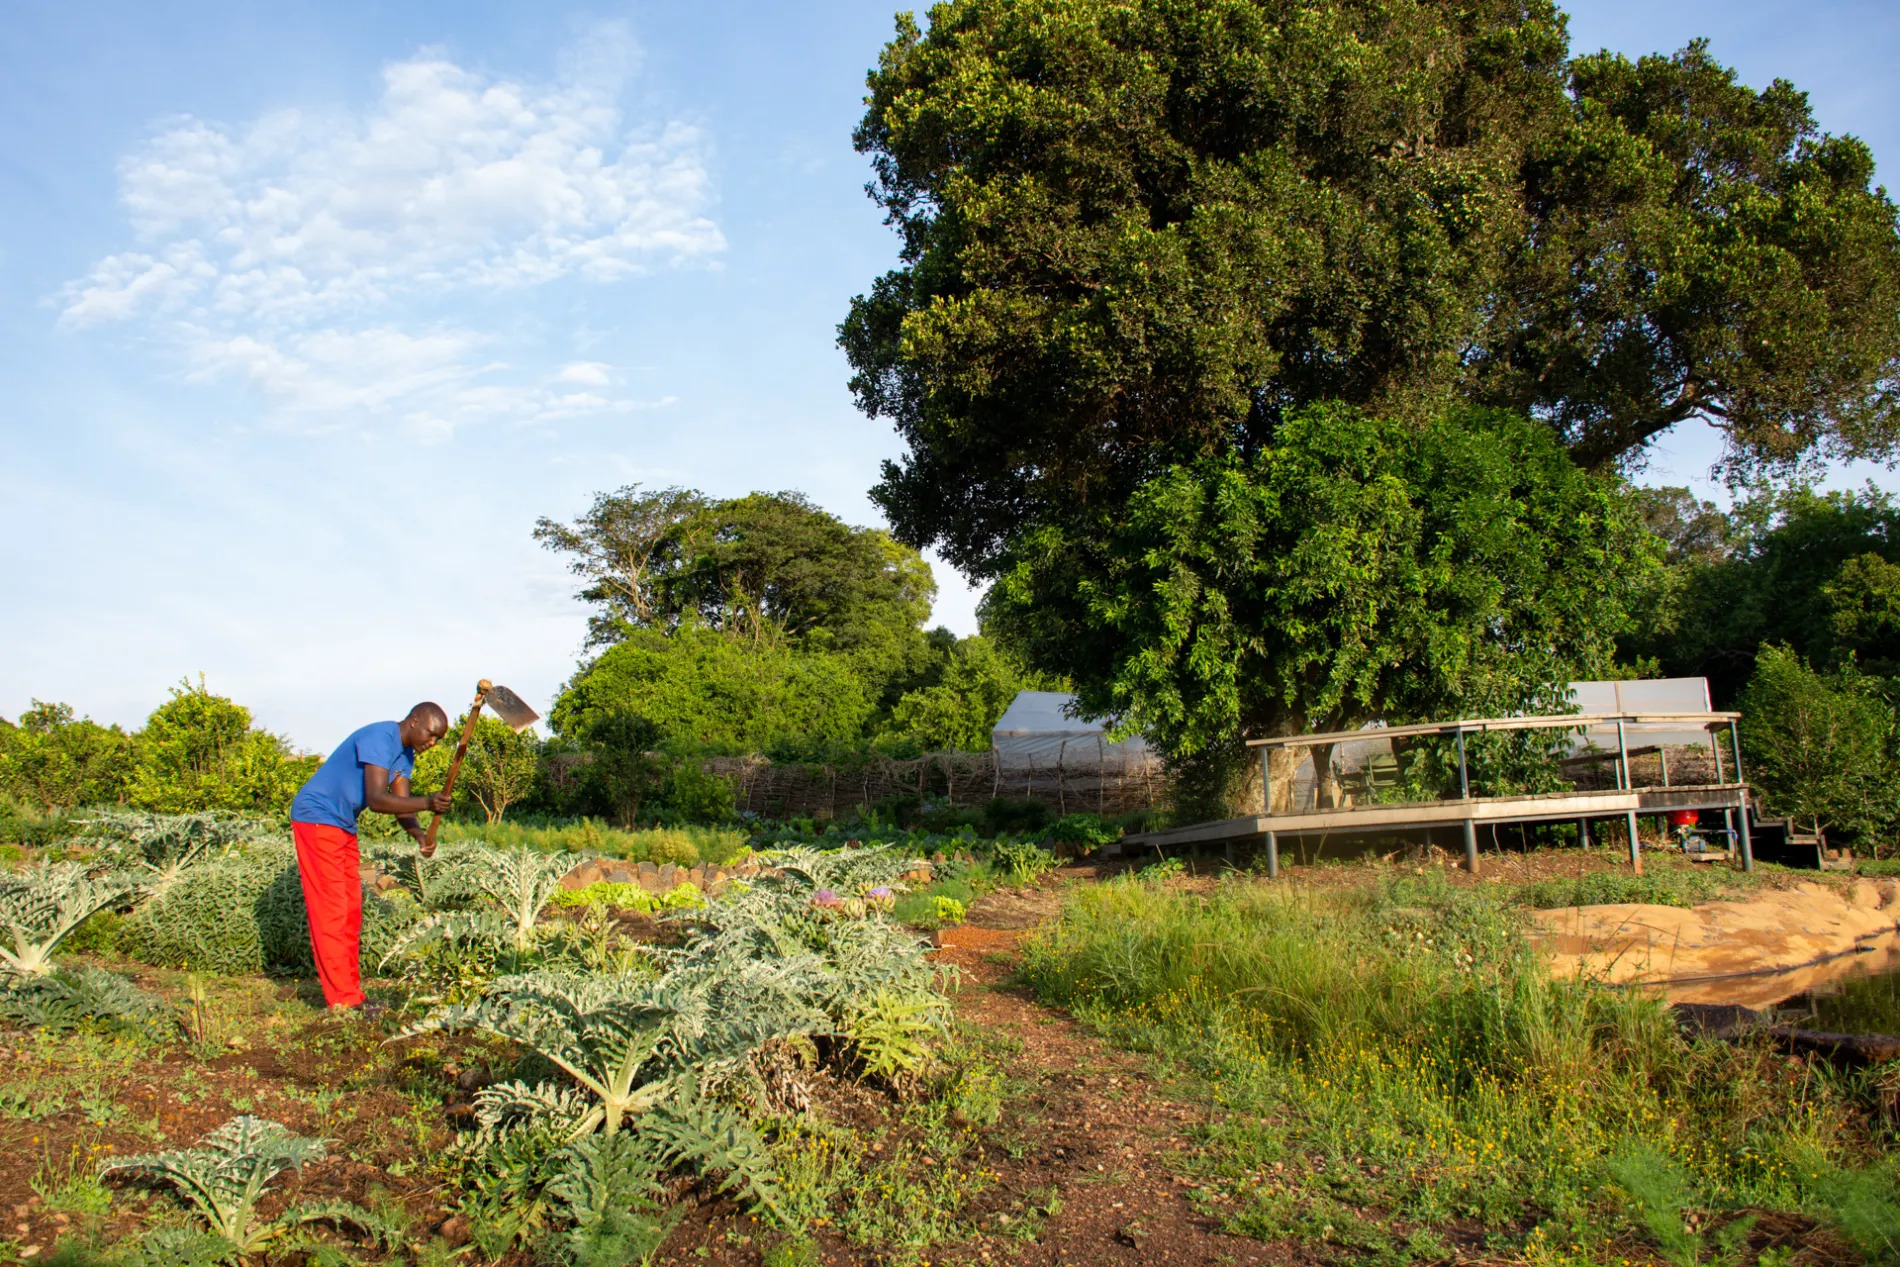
[428,790,452,814]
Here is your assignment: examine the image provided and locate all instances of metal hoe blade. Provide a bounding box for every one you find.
[482,683,541,733]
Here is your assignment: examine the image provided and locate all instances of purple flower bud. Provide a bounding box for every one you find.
[812,889,842,907]
[867,886,893,899]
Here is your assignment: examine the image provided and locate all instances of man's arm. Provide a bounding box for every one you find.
[384,775,433,844]
[364,765,451,832]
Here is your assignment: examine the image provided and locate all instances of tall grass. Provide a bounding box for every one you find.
[434,817,750,867]
[1020,873,1895,1262]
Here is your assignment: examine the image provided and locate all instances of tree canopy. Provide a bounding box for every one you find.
[1624,485,1900,700]
[845,0,1900,576]
[984,403,1653,802]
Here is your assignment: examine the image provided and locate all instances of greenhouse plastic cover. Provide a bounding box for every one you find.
[991,690,1156,771]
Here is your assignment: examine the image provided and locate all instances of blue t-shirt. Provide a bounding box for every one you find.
[290,721,416,830]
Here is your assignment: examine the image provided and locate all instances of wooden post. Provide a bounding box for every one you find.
[1463,818,1479,875]
[422,681,490,857]
[1625,808,1643,875]
[1265,830,1280,879]
[1057,740,1068,814]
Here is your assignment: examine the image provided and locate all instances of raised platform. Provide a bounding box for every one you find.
[1124,783,1750,851]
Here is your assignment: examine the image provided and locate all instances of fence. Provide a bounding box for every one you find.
[702,746,1171,821]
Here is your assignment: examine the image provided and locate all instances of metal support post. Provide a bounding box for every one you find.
[1625,809,1643,874]
[1455,729,1471,799]
[1264,830,1280,880]
[1729,722,1746,786]
[1722,808,1736,857]
[1463,819,1480,875]
[1615,718,1630,790]
[1259,747,1272,814]
[1711,731,1725,783]
[1577,818,1590,849]
[1737,798,1755,873]
[1658,746,1670,787]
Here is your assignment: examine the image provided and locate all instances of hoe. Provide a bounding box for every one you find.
[420,679,540,857]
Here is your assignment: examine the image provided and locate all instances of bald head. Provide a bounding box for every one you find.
[401,702,450,752]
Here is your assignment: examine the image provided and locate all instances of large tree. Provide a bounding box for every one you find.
[844,0,1900,577]
[984,403,1654,805]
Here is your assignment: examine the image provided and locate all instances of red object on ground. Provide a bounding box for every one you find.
[291,821,366,1008]
[1668,810,1701,829]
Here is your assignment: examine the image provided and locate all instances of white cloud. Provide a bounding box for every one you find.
[555,361,613,386]
[56,26,720,437]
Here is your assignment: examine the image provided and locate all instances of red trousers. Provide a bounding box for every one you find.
[291,822,366,1008]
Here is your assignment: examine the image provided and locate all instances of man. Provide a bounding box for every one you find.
[289,703,452,1010]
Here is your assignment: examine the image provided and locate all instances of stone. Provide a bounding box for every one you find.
[559,861,604,892]
[601,864,634,885]
[637,861,659,878]
[658,863,679,888]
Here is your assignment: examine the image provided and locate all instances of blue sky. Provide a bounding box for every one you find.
[2,1,1896,751]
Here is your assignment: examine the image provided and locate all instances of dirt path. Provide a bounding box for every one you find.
[915,882,1275,1266]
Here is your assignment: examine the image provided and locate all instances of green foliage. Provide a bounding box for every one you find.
[121,844,415,975]
[847,0,1900,575]
[1629,486,1900,702]
[535,485,934,663]
[82,811,265,906]
[845,987,951,1083]
[1039,814,1118,849]
[436,817,748,866]
[1808,1162,1900,1262]
[414,717,540,823]
[988,405,1649,799]
[406,968,804,1215]
[0,862,143,976]
[98,1117,371,1257]
[0,797,83,849]
[1517,867,1752,911]
[877,636,1041,753]
[658,761,737,824]
[0,963,166,1035]
[551,882,660,914]
[384,847,570,962]
[581,712,668,825]
[1019,872,1884,1260]
[1606,1146,1754,1267]
[1738,644,1900,843]
[0,701,136,810]
[544,1132,670,1267]
[0,702,133,813]
[128,679,316,817]
[932,897,965,925]
[989,841,1058,886]
[553,627,874,753]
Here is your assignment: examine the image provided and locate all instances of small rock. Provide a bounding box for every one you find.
[437,1215,471,1247]
[657,863,679,888]
[20,1246,40,1260]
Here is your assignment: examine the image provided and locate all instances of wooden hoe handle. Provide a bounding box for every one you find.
[421,679,491,856]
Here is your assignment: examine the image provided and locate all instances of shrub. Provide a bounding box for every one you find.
[121,845,416,975]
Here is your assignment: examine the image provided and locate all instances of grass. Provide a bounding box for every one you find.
[1516,865,1766,910]
[432,817,750,866]
[1018,870,1900,1264]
